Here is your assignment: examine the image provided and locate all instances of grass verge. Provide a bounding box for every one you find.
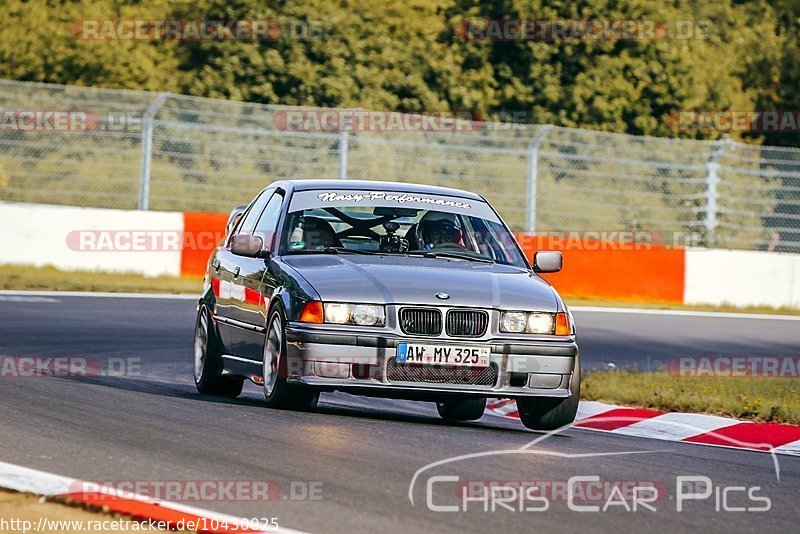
[583,370,800,425]
[0,264,201,294]
[563,295,800,316]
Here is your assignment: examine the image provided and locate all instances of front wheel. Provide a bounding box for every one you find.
[262,306,319,410]
[436,398,486,421]
[193,304,244,398]
[516,357,580,431]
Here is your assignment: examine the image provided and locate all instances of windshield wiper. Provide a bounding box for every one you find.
[289,246,379,255]
[414,250,495,263]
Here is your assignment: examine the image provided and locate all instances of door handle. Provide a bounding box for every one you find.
[212,259,221,270]
[233,266,240,278]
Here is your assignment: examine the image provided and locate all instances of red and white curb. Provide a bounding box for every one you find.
[0,461,306,534]
[487,400,800,456]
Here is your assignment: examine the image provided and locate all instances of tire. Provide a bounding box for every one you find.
[516,356,581,431]
[262,305,319,410]
[436,398,486,421]
[193,304,244,398]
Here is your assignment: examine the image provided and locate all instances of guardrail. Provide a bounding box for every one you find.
[1,79,799,252]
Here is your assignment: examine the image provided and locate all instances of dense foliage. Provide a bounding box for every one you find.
[1,0,798,145]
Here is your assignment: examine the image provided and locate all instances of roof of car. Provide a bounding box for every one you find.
[279,179,484,201]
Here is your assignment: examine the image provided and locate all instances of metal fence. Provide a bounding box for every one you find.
[2,79,799,252]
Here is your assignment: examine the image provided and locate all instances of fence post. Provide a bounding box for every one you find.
[138,92,169,210]
[704,136,729,247]
[526,124,552,233]
[338,131,349,179]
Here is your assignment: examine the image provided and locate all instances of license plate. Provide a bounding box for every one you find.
[396,343,490,367]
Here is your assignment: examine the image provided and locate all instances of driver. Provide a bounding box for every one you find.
[417,211,464,250]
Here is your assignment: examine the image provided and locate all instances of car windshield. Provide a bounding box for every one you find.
[281,189,528,267]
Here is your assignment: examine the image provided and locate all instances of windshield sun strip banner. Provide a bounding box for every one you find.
[288,189,499,221]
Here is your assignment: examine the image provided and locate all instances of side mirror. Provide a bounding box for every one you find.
[226,204,248,236]
[533,251,562,273]
[230,234,265,258]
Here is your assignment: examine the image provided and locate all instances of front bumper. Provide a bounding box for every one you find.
[284,323,578,398]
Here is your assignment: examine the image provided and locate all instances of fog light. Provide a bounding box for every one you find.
[313,361,350,379]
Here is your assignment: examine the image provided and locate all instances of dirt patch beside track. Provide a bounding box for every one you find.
[0,490,183,533]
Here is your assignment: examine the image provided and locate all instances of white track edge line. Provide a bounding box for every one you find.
[571,306,800,321]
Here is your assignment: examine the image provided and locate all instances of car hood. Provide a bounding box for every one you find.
[281,255,558,311]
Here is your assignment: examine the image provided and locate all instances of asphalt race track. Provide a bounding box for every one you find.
[0,294,798,533]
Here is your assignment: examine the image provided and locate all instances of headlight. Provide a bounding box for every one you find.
[500,311,569,335]
[500,311,527,333]
[324,303,351,324]
[323,303,385,326]
[352,304,384,326]
[526,312,554,334]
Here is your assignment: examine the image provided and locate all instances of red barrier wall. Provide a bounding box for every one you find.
[179,217,686,303]
[180,212,227,277]
[516,235,685,303]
